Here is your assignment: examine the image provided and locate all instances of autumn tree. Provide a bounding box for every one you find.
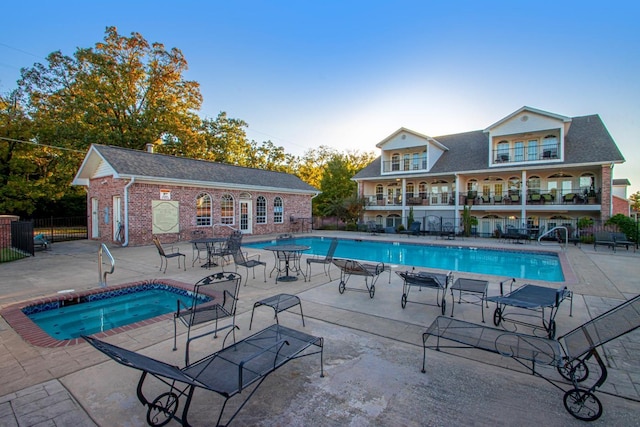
[19,26,203,152]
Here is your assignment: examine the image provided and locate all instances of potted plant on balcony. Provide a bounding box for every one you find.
[587,189,597,204]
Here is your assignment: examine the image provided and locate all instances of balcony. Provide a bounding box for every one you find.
[364,189,601,209]
[382,160,428,173]
[492,143,561,165]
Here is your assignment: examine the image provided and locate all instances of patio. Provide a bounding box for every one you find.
[0,232,639,425]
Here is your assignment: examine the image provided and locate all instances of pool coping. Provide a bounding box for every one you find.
[248,236,575,284]
[0,279,193,348]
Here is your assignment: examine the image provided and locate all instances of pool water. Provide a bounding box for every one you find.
[247,237,564,282]
[26,287,206,340]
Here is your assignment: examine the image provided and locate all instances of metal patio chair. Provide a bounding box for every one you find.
[152,235,186,273]
[173,272,242,365]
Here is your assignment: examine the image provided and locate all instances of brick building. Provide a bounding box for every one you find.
[72,145,318,246]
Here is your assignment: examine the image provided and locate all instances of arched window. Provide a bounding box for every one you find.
[406,182,414,198]
[497,141,509,162]
[418,182,428,199]
[527,176,541,195]
[274,197,283,223]
[196,193,212,226]
[508,177,520,197]
[391,153,400,171]
[221,194,234,225]
[375,184,384,201]
[543,135,558,159]
[256,196,267,224]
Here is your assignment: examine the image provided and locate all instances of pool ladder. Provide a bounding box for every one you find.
[98,243,115,287]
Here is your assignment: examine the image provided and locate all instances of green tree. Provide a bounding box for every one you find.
[0,91,84,217]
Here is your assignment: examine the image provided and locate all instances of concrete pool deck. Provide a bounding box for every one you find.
[0,232,639,426]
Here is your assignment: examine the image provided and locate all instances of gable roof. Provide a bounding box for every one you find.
[375,127,449,151]
[483,106,571,132]
[73,144,318,194]
[353,114,625,180]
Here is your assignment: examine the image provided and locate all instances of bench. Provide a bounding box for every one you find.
[33,233,49,250]
[422,294,640,421]
[84,324,324,427]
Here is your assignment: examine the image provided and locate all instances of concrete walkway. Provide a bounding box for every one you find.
[0,233,639,426]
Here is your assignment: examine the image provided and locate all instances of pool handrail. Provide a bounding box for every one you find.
[98,243,115,287]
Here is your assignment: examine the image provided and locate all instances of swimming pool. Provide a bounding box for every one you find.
[246,237,564,282]
[0,279,198,346]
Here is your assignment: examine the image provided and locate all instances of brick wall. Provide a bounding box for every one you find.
[87,177,313,246]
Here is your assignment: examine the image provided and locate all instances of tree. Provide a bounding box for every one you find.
[19,26,203,152]
[630,191,640,214]
[0,91,85,217]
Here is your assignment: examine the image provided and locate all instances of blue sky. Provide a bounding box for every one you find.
[2,1,639,194]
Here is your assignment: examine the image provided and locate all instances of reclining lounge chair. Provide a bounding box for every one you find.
[84,323,324,427]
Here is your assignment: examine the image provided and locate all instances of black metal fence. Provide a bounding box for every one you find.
[0,216,88,263]
[33,216,88,243]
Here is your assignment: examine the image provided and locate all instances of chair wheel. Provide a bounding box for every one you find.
[369,285,375,298]
[493,307,502,326]
[440,297,447,315]
[339,281,346,294]
[548,320,556,339]
[557,358,589,382]
[147,392,179,427]
[563,389,602,421]
[401,293,407,308]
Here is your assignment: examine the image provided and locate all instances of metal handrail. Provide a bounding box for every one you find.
[537,226,568,250]
[98,243,115,287]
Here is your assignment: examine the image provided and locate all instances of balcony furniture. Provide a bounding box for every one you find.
[563,193,577,204]
[541,193,554,204]
[480,195,491,204]
[493,195,503,204]
[528,193,542,204]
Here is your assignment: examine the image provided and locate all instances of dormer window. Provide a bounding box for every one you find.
[496,141,509,162]
[542,135,559,159]
[391,153,400,171]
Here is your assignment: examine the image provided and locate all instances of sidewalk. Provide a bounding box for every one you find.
[0,234,639,426]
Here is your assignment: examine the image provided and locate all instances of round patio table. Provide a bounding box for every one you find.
[263,244,310,282]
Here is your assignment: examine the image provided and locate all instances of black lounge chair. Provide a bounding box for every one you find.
[173,272,241,365]
[305,237,338,281]
[396,270,453,315]
[332,258,387,298]
[153,235,186,273]
[593,231,615,251]
[84,323,324,427]
[422,294,640,421]
[400,221,421,237]
[611,232,635,252]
